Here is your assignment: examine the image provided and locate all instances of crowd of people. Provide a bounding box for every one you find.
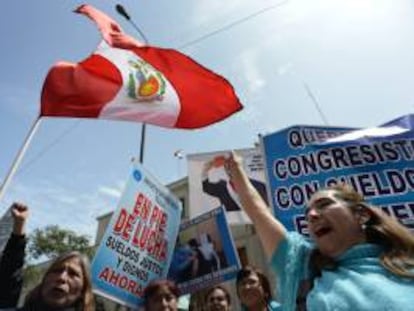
[1,151,414,310]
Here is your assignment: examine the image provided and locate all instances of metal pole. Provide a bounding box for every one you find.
[139,123,146,163]
[116,4,149,164]
[0,117,41,202]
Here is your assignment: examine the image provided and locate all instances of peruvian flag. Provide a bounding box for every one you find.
[41,4,242,129]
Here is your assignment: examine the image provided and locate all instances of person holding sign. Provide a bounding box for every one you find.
[0,202,29,308]
[236,266,281,311]
[224,151,414,311]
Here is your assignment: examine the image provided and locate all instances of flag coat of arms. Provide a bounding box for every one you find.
[41,4,242,129]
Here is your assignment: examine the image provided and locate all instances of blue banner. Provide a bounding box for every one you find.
[91,162,182,308]
[262,115,414,234]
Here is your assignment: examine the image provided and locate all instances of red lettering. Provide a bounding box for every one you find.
[132,193,145,219]
[150,206,160,226]
[133,193,152,221]
[142,197,152,221]
[139,226,151,249]
[159,239,167,262]
[98,267,143,297]
[113,209,128,234]
[121,214,136,241]
[131,220,143,247]
[146,230,156,253]
[149,206,168,233]
[159,211,167,232]
[128,279,138,293]
[98,267,110,281]
[109,270,120,284]
[119,275,128,288]
[151,233,163,257]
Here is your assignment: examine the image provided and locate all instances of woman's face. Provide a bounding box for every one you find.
[306,189,366,257]
[147,285,178,311]
[207,288,230,311]
[237,272,266,308]
[40,256,84,308]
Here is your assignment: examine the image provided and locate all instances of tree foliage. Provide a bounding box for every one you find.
[28,225,94,260]
[23,265,43,285]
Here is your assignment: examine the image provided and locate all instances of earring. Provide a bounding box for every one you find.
[361,223,367,231]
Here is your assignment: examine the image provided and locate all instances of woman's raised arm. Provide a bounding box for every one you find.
[224,151,286,258]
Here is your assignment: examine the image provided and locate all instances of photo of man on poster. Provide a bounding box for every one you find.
[201,155,268,212]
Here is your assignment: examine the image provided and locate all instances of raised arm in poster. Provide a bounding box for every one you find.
[188,148,268,223]
[167,206,240,294]
[262,114,414,234]
[91,162,182,308]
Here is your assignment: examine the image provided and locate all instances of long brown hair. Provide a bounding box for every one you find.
[25,251,95,311]
[310,184,414,278]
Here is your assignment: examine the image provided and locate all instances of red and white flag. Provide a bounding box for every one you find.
[41,4,242,129]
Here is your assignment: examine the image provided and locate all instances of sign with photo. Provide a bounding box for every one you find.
[168,206,240,294]
[188,148,268,224]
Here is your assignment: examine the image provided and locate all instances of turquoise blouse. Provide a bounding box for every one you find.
[271,232,414,311]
